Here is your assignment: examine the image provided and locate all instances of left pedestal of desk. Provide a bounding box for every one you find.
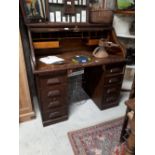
[35,70,68,127]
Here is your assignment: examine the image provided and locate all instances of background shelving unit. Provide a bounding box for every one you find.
[113,9,135,91]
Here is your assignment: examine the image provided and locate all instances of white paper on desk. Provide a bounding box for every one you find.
[39,56,64,64]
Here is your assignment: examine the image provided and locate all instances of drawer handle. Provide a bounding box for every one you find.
[110,68,122,73]
[108,78,119,83]
[106,96,117,102]
[47,78,61,85]
[48,101,60,108]
[48,90,60,97]
[49,112,60,118]
[107,88,117,94]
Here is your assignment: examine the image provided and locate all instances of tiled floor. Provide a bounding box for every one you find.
[19,90,130,155]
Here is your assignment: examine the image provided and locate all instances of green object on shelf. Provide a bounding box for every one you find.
[117,0,134,10]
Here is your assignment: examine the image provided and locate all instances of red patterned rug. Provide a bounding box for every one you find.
[68,117,124,155]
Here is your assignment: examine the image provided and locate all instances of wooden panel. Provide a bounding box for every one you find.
[43,115,68,127]
[83,64,124,110]
[86,39,99,46]
[19,33,35,122]
[40,75,67,88]
[33,41,60,49]
[35,51,125,74]
[104,62,125,75]
[114,10,135,15]
[103,74,124,86]
[42,106,68,121]
[40,84,68,112]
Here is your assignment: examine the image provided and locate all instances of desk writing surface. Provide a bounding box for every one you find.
[35,51,125,74]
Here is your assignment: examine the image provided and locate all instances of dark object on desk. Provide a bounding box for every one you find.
[72,55,92,64]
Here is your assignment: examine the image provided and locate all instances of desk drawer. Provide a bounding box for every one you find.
[105,63,125,75]
[41,84,67,97]
[103,84,122,97]
[39,71,67,89]
[41,95,67,112]
[40,84,67,111]
[102,93,120,106]
[42,106,68,121]
[102,85,121,107]
[104,75,123,86]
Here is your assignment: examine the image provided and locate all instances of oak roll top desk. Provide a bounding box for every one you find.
[20,0,126,126]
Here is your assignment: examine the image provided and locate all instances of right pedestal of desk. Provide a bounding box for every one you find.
[83,62,125,110]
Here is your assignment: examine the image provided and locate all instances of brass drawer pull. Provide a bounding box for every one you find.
[49,112,60,118]
[107,88,117,94]
[48,90,60,97]
[106,96,116,102]
[108,78,119,83]
[53,97,57,101]
[47,78,61,85]
[48,101,60,108]
[110,68,122,73]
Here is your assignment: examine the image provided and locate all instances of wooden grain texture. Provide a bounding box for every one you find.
[19,33,35,123]
[33,41,60,49]
[109,29,126,58]
[83,63,124,110]
[34,51,125,74]
[114,10,135,15]
[86,39,99,46]
[26,22,113,29]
